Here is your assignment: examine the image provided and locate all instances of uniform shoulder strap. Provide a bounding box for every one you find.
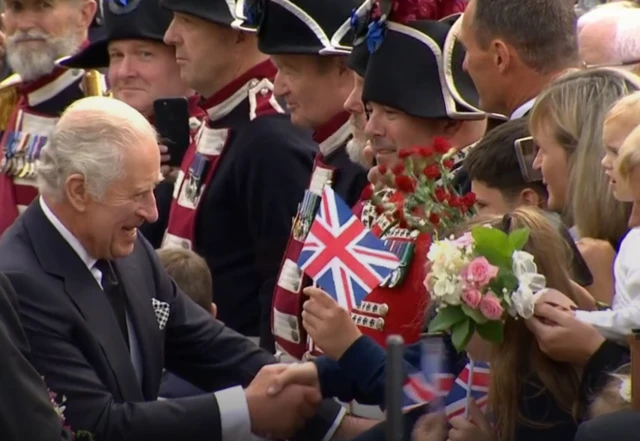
[247,78,285,121]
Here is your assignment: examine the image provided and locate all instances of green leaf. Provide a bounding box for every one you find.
[428,306,467,334]
[476,320,504,344]
[461,303,488,324]
[471,226,513,268]
[508,228,530,251]
[451,319,474,352]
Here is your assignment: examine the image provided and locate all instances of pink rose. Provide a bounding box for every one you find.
[461,287,482,309]
[462,256,499,287]
[479,293,504,321]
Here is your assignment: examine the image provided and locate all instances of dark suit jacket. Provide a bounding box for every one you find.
[0,273,72,441]
[574,410,640,441]
[0,202,342,441]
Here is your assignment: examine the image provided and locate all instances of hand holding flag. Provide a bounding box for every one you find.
[297,186,400,310]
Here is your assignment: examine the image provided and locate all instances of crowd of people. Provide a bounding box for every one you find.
[1,0,640,440]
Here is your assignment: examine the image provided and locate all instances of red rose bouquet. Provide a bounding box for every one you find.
[361,137,476,235]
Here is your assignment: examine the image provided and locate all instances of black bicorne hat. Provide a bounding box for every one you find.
[258,0,369,56]
[347,0,391,77]
[362,17,485,120]
[231,0,266,32]
[160,0,236,27]
[60,0,173,69]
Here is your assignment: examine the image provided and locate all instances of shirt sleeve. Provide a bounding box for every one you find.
[214,386,267,441]
[574,251,640,341]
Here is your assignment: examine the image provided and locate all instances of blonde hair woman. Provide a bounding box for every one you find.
[529,68,640,303]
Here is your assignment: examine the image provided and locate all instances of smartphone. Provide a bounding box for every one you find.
[153,97,191,167]
[514,136,543,183]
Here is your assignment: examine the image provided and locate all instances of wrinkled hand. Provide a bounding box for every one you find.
[526,302,605,365]
[246,364,321,438]
[448,399,496,441]
[576,237,616,305]
[302,287,362,359]
[534,288,576,313]
[411,412,447,441]
[266,362,320,397]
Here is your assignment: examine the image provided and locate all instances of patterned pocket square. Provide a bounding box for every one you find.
[152,298,170,330]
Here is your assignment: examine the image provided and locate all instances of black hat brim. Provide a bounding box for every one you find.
[59,38,110,69]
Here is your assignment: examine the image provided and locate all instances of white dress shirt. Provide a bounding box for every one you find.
[39,197,263,441]
[575,228,640,343]
[509,98,536,120]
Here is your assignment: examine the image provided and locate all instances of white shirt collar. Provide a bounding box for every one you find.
[509,98,536,120]
[39,197,97,271]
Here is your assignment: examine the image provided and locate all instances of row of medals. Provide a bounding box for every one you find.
[1,132,47,178]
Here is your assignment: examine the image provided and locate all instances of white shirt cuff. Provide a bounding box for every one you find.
[215,386,264,441]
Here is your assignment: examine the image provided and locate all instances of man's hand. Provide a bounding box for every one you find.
[411,412,447,441]
[266,362,319,397]
[448,400,496,441]
[246,364,321,438]
[302,287,362,360]
[526,302,605,365]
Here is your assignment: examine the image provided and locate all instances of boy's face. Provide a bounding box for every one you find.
[471,181,513,215]
[471,180,543,216]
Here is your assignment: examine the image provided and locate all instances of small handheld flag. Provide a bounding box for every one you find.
[298,186,400,310]
[444,361,490,419]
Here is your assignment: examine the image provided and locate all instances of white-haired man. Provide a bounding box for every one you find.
[0,0,104,234]
[578,6,640,72]
[0,95,355,441]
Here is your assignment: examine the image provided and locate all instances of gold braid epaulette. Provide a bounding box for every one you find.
[0,80,19,132]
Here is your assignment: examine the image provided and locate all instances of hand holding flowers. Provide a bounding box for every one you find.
[426,226,546,351]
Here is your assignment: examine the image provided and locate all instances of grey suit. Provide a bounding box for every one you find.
[0,273,72,441]
[0,202,343,441]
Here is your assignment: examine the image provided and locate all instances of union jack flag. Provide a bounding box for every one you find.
[402,337,455,409]
[401,339,490,418]
[444,361,491,419]
[298,187,400,310]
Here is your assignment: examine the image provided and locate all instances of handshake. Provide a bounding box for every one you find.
[245,362,321,439]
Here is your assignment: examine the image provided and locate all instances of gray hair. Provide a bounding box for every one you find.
[37,97,157,202]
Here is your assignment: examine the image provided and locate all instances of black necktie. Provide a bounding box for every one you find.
[94,259,130,349]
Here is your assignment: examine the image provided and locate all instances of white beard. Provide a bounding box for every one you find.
[6,28,82,82]
[346,136,372,169]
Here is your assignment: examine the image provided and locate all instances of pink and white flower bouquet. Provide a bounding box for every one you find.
[425,226,547,351]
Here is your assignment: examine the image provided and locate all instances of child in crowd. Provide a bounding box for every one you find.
[570,93,640,343]
[156,247,216,398]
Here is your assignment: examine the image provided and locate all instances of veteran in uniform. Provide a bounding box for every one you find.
[351,14,487,349]
[59,0,206,247]
[259,0,369,363]
[0,0,104,234]
[159,0,318,352]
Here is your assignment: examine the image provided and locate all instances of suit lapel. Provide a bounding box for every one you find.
[115,258,163,400]
[24,203,143,401]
